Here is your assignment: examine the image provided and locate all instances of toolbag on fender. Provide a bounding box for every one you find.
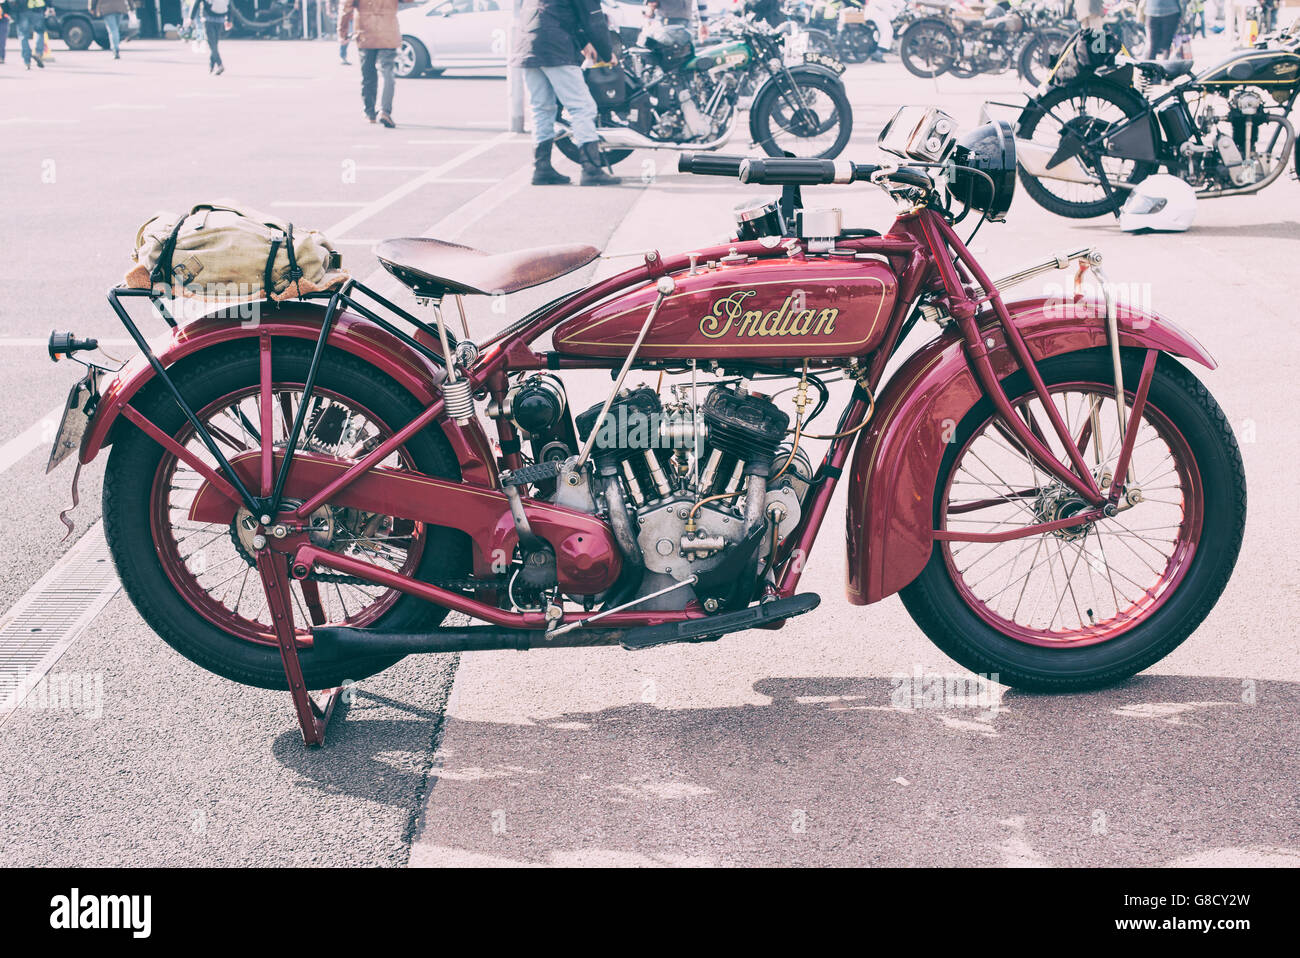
[124,203,349,304]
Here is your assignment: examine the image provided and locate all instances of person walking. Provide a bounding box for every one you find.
[512,0,619,186]
[1146,0,1184,58]
[0,2,11,66]
[15,0,47,69]
[338,0,401,128]
[92,0,132,59]
[188,0,231,74]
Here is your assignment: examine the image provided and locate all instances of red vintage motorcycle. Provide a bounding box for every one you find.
[48,107,1245,746]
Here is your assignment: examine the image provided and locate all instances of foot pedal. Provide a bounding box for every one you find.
[501,460,565,487]
[619,593,820,650]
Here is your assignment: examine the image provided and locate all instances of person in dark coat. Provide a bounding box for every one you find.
[512,0,619,186]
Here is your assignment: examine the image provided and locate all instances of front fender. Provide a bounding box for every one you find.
[844,295,1215,605]
[80,300,496,486]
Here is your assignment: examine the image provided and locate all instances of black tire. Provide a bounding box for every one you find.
[62,16,94,51]
[900,350,1246,692]
[899,18,957,78]
[1016,79,1158,218]
[96,37,111,50]
[750,70,853,159]
[837,22,878,63]
[396,36,430,78]
[102,340,470,691]
[1018,27,1072,87]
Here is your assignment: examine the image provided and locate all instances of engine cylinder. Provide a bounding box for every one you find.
[700,386,790,474]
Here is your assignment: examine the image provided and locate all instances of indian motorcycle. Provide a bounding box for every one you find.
[47,107,1246,745]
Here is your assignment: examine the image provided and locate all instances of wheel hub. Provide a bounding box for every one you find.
[1033,485,1092,542]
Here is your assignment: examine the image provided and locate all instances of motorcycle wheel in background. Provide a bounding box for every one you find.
[101,340,471,690]
[1018,27,1072,86]
[899,18,958,77]
[837,22,879,63]
[901,351,1246,691]
[1016,81,1158,217]
[554,105,635,169]
[750,71,854,158]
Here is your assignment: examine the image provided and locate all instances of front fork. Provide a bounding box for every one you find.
[923,215,1158,533]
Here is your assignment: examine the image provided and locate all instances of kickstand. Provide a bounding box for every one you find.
[255,551,342,747]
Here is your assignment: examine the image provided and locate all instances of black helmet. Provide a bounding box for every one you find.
[949,120,1016,222]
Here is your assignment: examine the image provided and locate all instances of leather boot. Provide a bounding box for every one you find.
[532,140,571,185]
[578,141,620,186]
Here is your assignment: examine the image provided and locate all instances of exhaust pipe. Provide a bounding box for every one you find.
[595,126,736,153]
[313,624,627,655]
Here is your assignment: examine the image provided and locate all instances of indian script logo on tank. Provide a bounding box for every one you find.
[698,290,841,339]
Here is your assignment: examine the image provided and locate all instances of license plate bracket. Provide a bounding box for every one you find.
[46,370,100,474]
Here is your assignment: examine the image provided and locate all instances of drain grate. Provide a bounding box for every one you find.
[0,524,120,724]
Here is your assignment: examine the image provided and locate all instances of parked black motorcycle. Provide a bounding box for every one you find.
[556,16,853,168]
[1013,20,1300,217]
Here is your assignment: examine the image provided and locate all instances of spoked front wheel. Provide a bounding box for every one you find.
[751,71,853,159]
[901,350,1246,691]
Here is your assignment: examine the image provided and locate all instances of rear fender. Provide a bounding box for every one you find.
[80,300,496,486]
[844,295,1215,605]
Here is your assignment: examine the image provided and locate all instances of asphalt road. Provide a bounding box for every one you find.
[1,35,1297,867]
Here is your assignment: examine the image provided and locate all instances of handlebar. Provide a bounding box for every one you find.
[678,153,936,191]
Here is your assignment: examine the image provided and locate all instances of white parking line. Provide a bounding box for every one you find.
[0,338,133,348]
[0,405,64,476]
[271,201,369,208]
[327,131,516,239]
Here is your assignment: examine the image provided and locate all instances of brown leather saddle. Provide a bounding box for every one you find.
[373,237,601,300]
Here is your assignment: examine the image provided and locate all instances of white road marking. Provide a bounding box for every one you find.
[327,131,516,239]
[0,338,133,347]
[271,200,368,208]
[405,138,497,145]
[0,405,64,476]
[92,103,165,111]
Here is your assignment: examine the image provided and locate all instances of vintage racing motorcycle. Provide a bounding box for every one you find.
[48,107,1245,745]
[1013,18,1300,217]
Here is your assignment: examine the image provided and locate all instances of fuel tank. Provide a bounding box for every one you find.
[553,256,898,361]
[1198,49,1300,97]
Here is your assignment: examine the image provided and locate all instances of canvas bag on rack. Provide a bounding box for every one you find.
[125,204,347,303]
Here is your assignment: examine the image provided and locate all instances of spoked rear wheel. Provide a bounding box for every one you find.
[900,351,1246,691]
[899,19,957,78]
[103,341,470,690]
[1017,81,1158,218]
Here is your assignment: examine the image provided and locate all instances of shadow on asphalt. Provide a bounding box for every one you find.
[388,673,1299,866]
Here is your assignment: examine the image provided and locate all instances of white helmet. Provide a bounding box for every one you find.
[1118,174,1197,232]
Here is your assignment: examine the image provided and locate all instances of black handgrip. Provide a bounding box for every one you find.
[738,158,881,186]
[677,153,747,176]
[739,157,838,185]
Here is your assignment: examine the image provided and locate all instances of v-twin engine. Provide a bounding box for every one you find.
[571,383,808,611]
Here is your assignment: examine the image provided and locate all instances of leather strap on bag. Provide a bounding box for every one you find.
[151,214,189,289]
